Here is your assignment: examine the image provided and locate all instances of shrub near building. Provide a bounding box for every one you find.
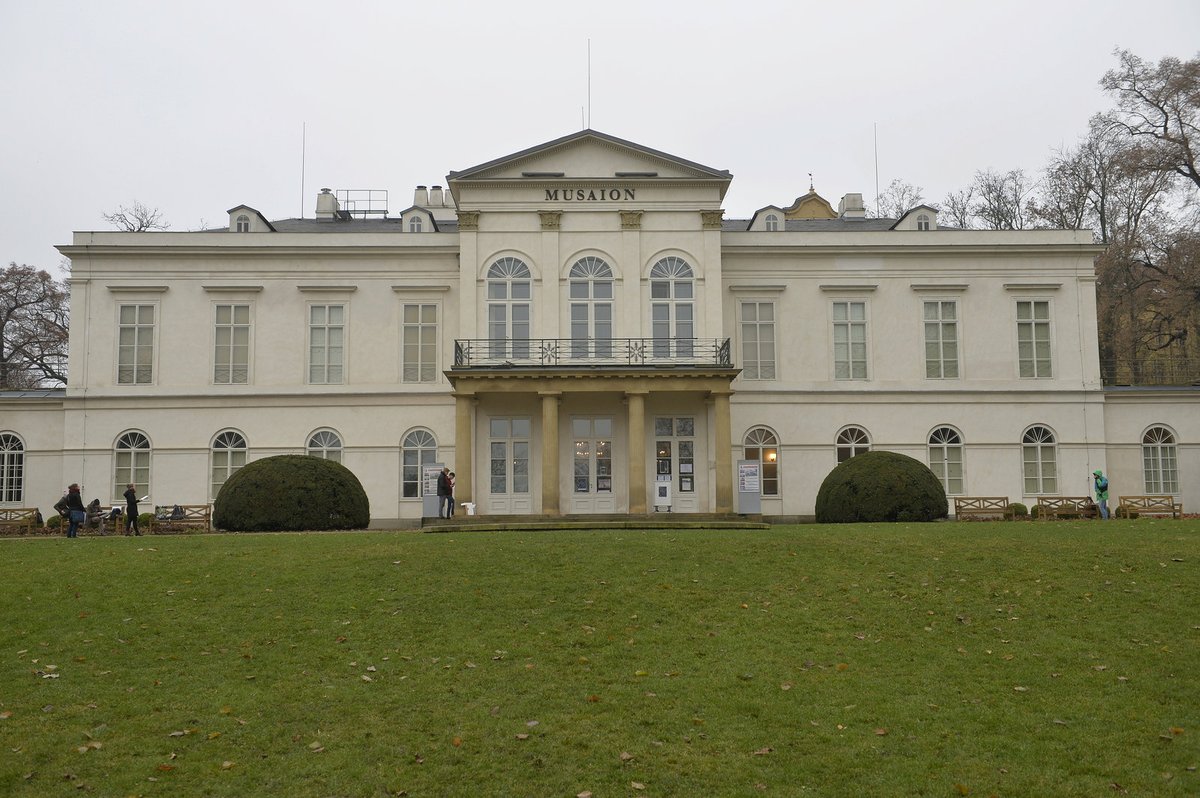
[815,451,948,523]
[213,454,371,532]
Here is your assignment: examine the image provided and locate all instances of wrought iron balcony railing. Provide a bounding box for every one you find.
[454,338,733,369]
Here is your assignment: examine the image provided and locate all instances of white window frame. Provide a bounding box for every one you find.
[210,430,247,501]
[213,303,251,385]
[307,429,343,463]
[739,300,776,380]
[765,214,779,232]
[409,216,423,233]
[1022,425,1057,495]
[649,256,695,359]
[401,303,438,382]
[1142,425,1179,494]
[401,429,437,498]
[655,417,697,495]
[743,426,780,496]
[114,430,151,502]
[308,303,346,384]
[568,257,615,359]
[0,432,25,504]
[928,426,965,495]
[489,417,531,495]
[831,300,868,380]
[1016,299,1053,379]
[836,425,871,463]
[236,214,250,233]
[923,299,959,379]
[486,257,532,360]
[117,303,157,385]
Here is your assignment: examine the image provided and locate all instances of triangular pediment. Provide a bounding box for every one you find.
[448,129,732,184]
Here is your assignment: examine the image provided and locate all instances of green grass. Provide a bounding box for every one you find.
[1,521,1197,797]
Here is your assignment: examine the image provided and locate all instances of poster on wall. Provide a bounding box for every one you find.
[738,462,760,493]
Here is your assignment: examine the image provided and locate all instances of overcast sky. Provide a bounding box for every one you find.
[2,0,1197,274]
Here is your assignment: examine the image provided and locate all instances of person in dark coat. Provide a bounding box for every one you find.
[124,483,142,535]
[436,467,452,518]
[64,483,86,538]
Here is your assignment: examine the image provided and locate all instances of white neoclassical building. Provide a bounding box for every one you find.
[2,130,1196,524]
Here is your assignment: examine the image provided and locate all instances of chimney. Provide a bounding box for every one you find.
[838,193,866,220]
[315,188,339,220]
[414,185,429,207]
[429,185,444,207]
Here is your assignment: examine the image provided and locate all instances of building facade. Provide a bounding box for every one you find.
[2,130,1196,523]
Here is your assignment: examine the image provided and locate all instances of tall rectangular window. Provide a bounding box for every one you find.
[740,301,776,380]
[402,304,437,382]
[308,304,344,384]
[923,301,959,379]
[117,304,155,384]
[488,418,530,495]
[1016,300,1052,378]
[832,301,867,380]
[214,304,250,384]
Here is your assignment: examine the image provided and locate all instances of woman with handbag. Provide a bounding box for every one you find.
[64,483,86,538]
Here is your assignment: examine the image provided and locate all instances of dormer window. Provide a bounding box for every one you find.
[765,214,779,232]
[236,214,250,233]
[409,216,423,233]
[917,214,930,231]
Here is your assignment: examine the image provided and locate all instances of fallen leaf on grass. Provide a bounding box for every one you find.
[1013,686,1029,692]
[874,728,888,736]
[753,746,774,756]
[308,742,325,753]
[515,733,530,740]
[156,764,176,772]
[578,792,593,798]
[619,751,634,762]
[836,663,849,672]
[631,782,645,790]
[1170,727,1185,735]
[0,711,11,719]
[220,761,235,770]
[451,736,462,747]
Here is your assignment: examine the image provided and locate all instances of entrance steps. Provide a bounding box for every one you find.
[421,512,768,533]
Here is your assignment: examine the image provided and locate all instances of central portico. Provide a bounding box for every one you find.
[444,130,739,515]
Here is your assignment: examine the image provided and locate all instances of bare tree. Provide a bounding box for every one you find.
[875,179,925,218]
[0,263,69,388]
[102,201,169,232]
[1100,49,1200,191]
[971,168,1037,230]
[939,187,976,229]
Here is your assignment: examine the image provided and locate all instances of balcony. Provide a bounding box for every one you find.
[453,338,733,369]
[1102,357,1200,387]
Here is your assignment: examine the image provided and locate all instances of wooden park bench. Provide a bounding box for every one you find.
[1036,496,1095,520]
[0,508,41,535]
[150,504,212,534]
[953,497,1010,520]
[1116,495,1183,519]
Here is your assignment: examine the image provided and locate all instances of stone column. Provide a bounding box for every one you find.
[454,393,474,504]
[540,392,561,516]
[626,391,647,513]
[712,391,733,513]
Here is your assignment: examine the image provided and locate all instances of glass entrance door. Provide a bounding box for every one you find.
[571,417,614,513]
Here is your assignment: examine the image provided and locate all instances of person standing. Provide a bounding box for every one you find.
[64,483,86,538]
[1092,469,1110,520]
[124,483,142,535]
[447,471,456,518]
[436,467,451,518]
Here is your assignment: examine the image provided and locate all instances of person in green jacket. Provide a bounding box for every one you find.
[1092,469,1109,519]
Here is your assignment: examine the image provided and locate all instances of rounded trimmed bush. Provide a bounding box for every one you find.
[1005,502,1029,520]
[815,451,948,523]
[213,454,370,532]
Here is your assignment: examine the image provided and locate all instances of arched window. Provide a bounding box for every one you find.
[649,256,694,359]
[916,214,930,231]
[569,256,614,358]
[114,431,151,501]
[307,429,343,463]
[928,426,964,495]
[743,427,779,496]
[402,429,437,498]
[1022,425,1057,494]
[765,214,779,232]
[487,257,531,359]
[836,426,871,463]
[236,214,250,233]
[0,432,25,503]
[409,216,423,233]
[211,430,247,500]
[1142,426,1179,493]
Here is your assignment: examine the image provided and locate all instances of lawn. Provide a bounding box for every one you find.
[1,521,1197,797]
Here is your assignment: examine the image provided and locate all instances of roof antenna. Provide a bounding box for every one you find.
[587,38,592,129]
[809,172,814,191]
[873,122,880,216]
[300,121,307,218]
